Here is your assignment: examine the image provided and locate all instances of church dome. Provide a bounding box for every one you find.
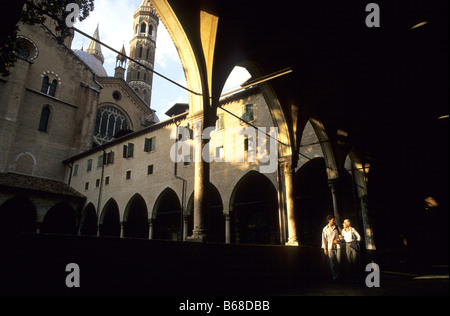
[74,49,108,77]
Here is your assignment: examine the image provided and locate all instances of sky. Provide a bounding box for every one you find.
[71,0,251,122]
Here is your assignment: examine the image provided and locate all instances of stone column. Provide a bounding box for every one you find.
[120,222,125,238]
[188,117,210,242]
[328,179,343,226]
[225,213,231,244]
[283,162,298,246]
[361,196,376,250]
[148,219,154,240]
[183,216,189,241]
[36,222,42,235]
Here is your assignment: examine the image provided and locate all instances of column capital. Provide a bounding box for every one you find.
[280,160,294,175]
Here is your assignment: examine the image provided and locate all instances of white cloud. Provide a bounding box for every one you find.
[72,0,141,75]
[154,25,180,70]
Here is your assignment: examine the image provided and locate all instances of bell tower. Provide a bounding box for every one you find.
[126,0,159,108]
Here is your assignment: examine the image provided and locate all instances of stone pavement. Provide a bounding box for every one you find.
[287,265,449,296]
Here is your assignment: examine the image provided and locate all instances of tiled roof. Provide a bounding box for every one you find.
[0,173,85,199]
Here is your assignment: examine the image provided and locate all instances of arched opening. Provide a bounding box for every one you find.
[141,22,147,34]
[230,171,280,245]
[0,197,37,236]
[38,106,51,132]
[186,184,224,243]
[40,76,50,94]
[100,199,121,237]
[124,194,149,239]
[152,188,181,241]
[294,158,333,247]
[148,25,153,37]
[41,202,77,235]
[79,203,98,236]
[15,153,35,175]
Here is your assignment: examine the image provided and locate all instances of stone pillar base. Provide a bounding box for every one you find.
[187,235,208,243]
[285,240,299,247]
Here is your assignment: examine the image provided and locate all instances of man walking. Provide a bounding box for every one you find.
[322,215,342,282]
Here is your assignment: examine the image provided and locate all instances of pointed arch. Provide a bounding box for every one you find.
[41,202,77,235]
[79,203,98,236]
[152,188,182,241]
[294,158,333,246]
[185,183,225,243]
[141,22,147,34]
[123,194,149,239]
[99,198,121,237]
[0,196,37,236]
[229,171,280,245]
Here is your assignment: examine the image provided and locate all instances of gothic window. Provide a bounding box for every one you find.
[38,106,51,132]
[141,23,147,34]
[94,106,131,145]
[144,73,147,81]
[149,25,153,37]
[137,72,141,80]
[139,46,143,58]
[146,48,150,60]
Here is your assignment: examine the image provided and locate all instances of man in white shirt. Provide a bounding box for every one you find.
[342,219,361,281]
[322,215,342,282]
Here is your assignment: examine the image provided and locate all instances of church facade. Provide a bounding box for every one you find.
[0,1,159,235]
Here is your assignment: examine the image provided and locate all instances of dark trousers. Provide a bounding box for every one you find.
[327,248,342,281]
[345,243,360,279]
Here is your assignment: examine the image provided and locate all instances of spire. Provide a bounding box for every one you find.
[116,44,127,67]
[86,24,105,64]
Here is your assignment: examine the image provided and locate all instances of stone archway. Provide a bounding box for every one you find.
[152,188,182,241]
[229,171,280,245]
[99,199,121,238]
[294,158,333,247]
[41,202,77,235]
[186,183,224,243]
[0,196,37,236]
[123,194,149,239]
[79,203,98,237]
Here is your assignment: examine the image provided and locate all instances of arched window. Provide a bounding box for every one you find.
[137,72,141,80]
[139,46,143,59]
[146,48,150,60]
[38,106,51,132]
[141,22,147,34]
[40,76,57,96]
[94,105,131,145]
[49,80,57,97]
[41,76,50,94]
[144,73,147,81]
[148,25,153,37]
